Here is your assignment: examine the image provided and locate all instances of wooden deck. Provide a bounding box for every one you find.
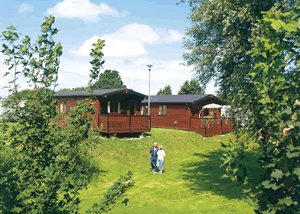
[190,118,235,137]
[98,114,151,134]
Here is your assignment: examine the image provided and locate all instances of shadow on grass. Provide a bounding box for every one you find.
[180,149,264,200]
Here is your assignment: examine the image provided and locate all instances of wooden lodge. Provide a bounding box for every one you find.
[141,94,234,137]
[53,88,151,134]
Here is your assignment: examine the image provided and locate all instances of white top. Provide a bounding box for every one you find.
[157,150,166,160]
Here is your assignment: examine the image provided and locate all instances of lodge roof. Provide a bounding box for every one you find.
[141,94,227,104]
[53,88,146,98]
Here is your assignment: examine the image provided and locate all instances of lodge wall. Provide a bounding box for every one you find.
[56,96,100,129]
[147,103,190,130]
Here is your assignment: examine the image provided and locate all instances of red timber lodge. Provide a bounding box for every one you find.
[53,89,235,137]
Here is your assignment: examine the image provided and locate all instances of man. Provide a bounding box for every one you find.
[149,142,159,173]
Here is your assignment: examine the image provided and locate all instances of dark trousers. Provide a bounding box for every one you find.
[150,157,157,171]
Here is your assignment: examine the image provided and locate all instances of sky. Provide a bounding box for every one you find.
[0,0,218,98]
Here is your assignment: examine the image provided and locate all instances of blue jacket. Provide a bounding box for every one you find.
[149,147,159,158]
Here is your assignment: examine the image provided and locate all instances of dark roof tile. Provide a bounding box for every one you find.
[141,94,211,104]
[53,88,146,97]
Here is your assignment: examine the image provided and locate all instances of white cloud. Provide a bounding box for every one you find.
[54,56,219,96]
[53,55,197,95]
[58,74,64,83]
[169,60,192,72]
[70,35,148,57]
[70,23,183,58]
[168,30,182,41]
[46,0,127,22]
[205,81,218,95]
[104,23,160,44]
[19,4,33,13]
[163,30,183,42]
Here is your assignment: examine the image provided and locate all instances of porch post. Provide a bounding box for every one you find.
[113,102,116,113]
[107,115,109,133]
[127,104,130,115]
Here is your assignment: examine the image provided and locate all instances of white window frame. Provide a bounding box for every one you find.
[107,101,110,113]
[63,102,67,113]
[134,104,136,116]
[163,105,167,115]
[159,105,167,115]
[117,102,121,113]
[141,106,144,115]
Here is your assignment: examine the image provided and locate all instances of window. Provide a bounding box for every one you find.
[117,102,121,113]
[63,102,67,113]
[163,105,167,115]
[159,105,167,115]
[60,101,67,113]
[141,106,144,115]
[134,104,136,116]
[107,101,110,113]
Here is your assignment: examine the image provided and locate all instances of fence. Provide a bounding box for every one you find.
[190,118,235,137]
[98,114,151,133]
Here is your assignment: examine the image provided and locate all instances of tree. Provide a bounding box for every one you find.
[179,0,300,102]
[157,85,172,95]
[93,69,126,89]
[220,5,300,214]
[6,88,53,100]
[178,78,204,94]
[0,17,134,213]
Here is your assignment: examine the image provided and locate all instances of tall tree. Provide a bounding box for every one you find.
[93,69,126,89]
[157,85,172,95]
[178,78,204,94]
[0,17,134,213]
[179,0,300,101]
[219,5,300,214]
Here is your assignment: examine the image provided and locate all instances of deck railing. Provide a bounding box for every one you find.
[98,114,151,133]
[190,117,235,137]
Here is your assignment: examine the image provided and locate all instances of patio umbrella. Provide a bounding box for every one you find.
[202,103,223,109]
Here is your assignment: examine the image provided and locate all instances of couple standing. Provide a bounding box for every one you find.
[148,142,166,174]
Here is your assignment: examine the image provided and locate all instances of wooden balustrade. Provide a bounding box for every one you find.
[190,118,235,137]
[98,114,150,133]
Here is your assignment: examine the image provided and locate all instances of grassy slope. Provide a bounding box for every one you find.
[79,128,256,214]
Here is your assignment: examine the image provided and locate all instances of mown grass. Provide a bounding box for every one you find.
[79,128,259,214]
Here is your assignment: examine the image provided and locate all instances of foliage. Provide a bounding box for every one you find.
[220,140,248,182]
[219,5,300,214]
[178,78,204,94]
[6,88,53,100]
[93,70,126,90]
[0,16,96,213]
[157,84,172,95]
[59,86,87,91]
[88,38,105,92]
[1,18,134,213]
[179,0,300,108]
[87,171,134,214]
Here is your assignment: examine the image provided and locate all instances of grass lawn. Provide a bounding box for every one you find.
[79,128,258,214]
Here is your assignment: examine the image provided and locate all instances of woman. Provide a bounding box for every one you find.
[156,145,166,174]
